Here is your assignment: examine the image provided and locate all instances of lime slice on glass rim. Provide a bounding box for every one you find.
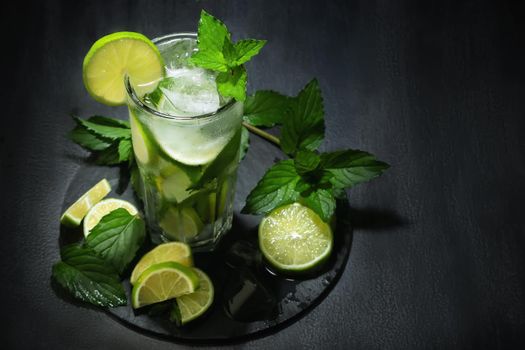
[176,268,214,324]
[130,242,193,285]
[60,179,111,227]
[82,31,164,106]
[258,203,333,273]
[83,198,138,237]
[131,261,199,309]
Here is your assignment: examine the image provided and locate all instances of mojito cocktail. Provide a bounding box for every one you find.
[126,33,243,250]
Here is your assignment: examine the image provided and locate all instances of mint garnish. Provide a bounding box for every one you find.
[85,208,146,274]
[280,79,325,156]
[52,245,127,307]
[243,90,290,127]
[190,10,266,101]
[242,160,301,215]
[69,116,133,165]
[241,79,388,222]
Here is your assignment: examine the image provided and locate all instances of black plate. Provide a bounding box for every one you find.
[59,161,353,343]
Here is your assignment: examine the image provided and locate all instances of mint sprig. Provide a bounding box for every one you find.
[86,208,146,274]
[52,245,127,307]
[242,78,389,222]
[53,209,146,307]
[190,10,266,101]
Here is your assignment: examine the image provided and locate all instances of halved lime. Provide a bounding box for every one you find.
[176,268,214,324]
[258,203,333,272]
[60,179,111,227]
[130,242,193,285]
[83,198,138,237]
[131,261,199,309]
[159,206,204,241]
[83,31,164,106]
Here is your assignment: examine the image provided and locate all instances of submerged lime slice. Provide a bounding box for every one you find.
[131,261,199,309]
[130,242,193,285]
[60,179,112,227]
[176,268,214,324]
[83,31,164,106]
[83,198,138,237]
[258,203,333,272]
[130,113,156,165]
[159,206,204,241]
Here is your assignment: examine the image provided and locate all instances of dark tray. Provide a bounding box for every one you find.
[58,161,353,344]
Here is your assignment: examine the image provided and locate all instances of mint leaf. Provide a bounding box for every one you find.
[294,150,321,175]
[190,50,229,72]
[243,90,290,127]
[74,116,131,140]
[217,65,247,101]
[52,245,126,307]
[130,161,144,200]
[88,116,130,129]
[94,143,121,165]
[239,126,250,161]
[301,187,336,222]
[280,79,325,155]
[69,125,113,151]
[189,10,230,72]
[85,208,146,274]
[234,39,266,65]
[222,37,237,66]
[242,160,300,215]
[320,150,390,189]
[118,139,132,162]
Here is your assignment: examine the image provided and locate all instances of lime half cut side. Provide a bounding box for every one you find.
[258,203,333,272]
[83,31,164,106]
[60,179,112,227]
[176,268,214,324]
[83,198,138,237]
[131,261,199,309]
[130,242,193,285]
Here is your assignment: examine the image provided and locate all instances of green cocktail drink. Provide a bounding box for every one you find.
[125,33,243,251]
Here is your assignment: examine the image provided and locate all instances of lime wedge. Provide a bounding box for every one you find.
[130,242,193,285]
[131,261,199,309]
[83,198,138,237]
[60,179,111,227]
[258,203,333,272]
[176,268,214,324]
[160,206,204,241]
[83,31,164,106]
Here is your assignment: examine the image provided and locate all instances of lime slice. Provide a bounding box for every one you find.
[83,198,138,237]
[195,192,216,224]
[131,261,199,309]
[176,268,214,324]
[83,31,164,106]
[159,206,204,241]
[130,242,193,285]
[130,113,156,165]
[160,166,193,203]
[258,203,333,272]
[60,179,111,227]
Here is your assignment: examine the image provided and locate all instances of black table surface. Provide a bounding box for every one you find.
[2,0,525,349]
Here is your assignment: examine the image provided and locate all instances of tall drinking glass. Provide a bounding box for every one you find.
[125,33,243,251]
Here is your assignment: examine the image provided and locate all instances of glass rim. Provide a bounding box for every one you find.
[124,32,237,121]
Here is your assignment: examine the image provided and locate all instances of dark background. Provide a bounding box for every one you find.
[2,0,525,348]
